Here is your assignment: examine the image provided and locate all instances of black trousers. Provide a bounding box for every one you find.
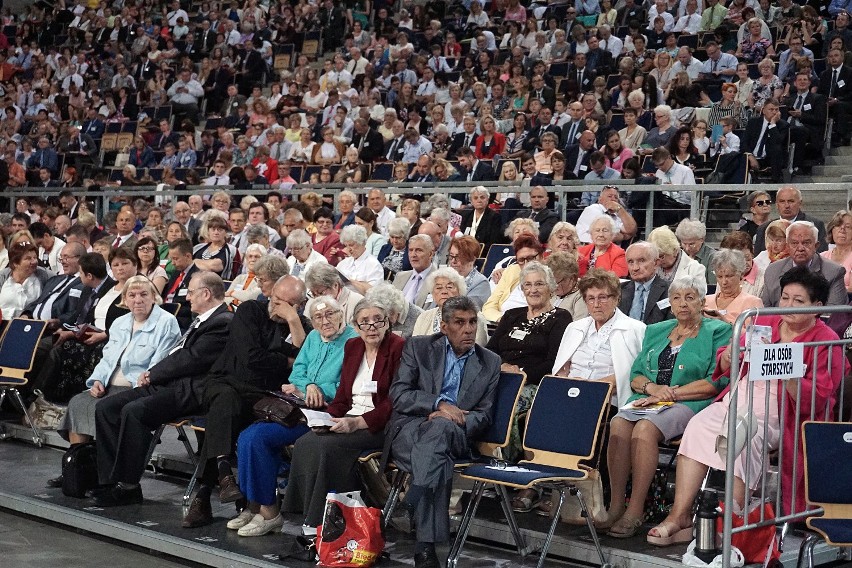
[94,381,202,485]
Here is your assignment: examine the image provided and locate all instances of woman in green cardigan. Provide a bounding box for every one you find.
[602,275,732,538]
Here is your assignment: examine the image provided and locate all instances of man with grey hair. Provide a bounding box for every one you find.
[367,188,395,236]
[266,126,291,162]
[754,187,828,255]
[253,255,290,299]
[419,219,451,266]
[760,221,846,307]
[393,234,436,309]
[620,241,672,324]
[286,229,327,279]
[675,219,717,286]
[304,262,364,323]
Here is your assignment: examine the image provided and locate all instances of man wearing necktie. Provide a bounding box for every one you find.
[92,272,234,507]
[785,72,827,171]
[22,242,86,329]
[618,242,672,325]
[164,239,199,331]
[393,235,436,309]
[817,48,852,147]
[743,99,789,183]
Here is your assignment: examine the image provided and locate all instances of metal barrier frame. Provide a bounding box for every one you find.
[722,305,852,567]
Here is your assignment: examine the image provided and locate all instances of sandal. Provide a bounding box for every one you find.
[535,499,553,517]
[606,513,643,539]
[511,490,541,513]
[647,520,693,547]
[593,508,626,532]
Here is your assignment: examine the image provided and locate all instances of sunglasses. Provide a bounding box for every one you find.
[754,200,772,206]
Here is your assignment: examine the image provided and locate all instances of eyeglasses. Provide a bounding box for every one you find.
[137,246,155,252]
[516,254,539,265]
[585,294,614,304]
[356,319,388,330]
[58,254,80,262]
[186,286,208,296]
[754,199,772,206]
[521,281,548,290]
[311,310,341,322]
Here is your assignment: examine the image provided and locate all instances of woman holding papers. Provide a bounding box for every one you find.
[648,268,846,546]
[228,296,357,537]
[282,298,404,537]
[602,275,731,539]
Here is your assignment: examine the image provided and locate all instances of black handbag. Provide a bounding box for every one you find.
[252,391,306,428]
[62,442,99,498]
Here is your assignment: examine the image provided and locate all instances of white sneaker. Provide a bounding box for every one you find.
[238,513,284,537]
[226,509,255,530]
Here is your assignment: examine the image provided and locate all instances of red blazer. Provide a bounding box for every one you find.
[313,231,346,266]
[474,132,506,161]
[578,242,628,278]
[326,332,405,433]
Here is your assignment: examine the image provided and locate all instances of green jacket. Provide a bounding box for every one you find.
[695,243,716,286]
[627,317,732,413]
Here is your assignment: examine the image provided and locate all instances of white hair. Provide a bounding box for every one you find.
[340,224,368,246]
[675,218,707,241]
[786,220,819,242]
[425,267,467,296]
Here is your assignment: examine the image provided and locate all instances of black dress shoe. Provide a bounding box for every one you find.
[94,484,143,507]
[46,475,64,488]
[413,548,440,568]
[218,474,244,504]
[183,495,214,528]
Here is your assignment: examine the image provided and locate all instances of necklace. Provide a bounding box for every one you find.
[671,321,699,342]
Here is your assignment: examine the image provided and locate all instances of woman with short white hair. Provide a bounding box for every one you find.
[336,225,384,294]
[225,243,267,305]
[365,283,423,339]
[459,185,504,251]
[703,249,763,325]
[286,229,328,280]
[412,267,489,344]
[648,225,706,286]
[378,217,412,276]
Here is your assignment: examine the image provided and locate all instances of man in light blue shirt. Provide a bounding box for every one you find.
[581,151,622,205]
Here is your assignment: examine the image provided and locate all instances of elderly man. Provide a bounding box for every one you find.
[671,46,703,80]
[173,201,201,243]
[266,127,291,163]
[754,187,828,254]
[93,272,234,507]
[575,185,637,244]
[427,208,455,255]
[393,235,437,309]
[184,275,312,528]
[351,117,385,163]
[368,189,395,236]
[383,296,501,568]
[22,241,86,327]
[519,186,560,243]
[286,229,327,279]
[304,261,363,323]
[164,239,199,330]
[565,131,597,179]
[407,154,435,183]
[676,219,717,286]
[760,221,846,307]
[418,220,451,267]
[167,68,204,123]
[111,209,138,249]
[620,241,672,324]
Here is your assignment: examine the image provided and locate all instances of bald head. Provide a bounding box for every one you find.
[418,220,442,250]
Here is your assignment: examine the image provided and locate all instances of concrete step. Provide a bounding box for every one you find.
[823,155,852,165]
[811,165,849,176]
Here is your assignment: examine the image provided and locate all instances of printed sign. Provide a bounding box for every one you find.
[748,342,804,381]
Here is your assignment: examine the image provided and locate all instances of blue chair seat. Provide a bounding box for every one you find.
[807,518,852,546]
[462,463,586,487]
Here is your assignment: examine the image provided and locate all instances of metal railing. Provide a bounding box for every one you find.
[721,305,852,567]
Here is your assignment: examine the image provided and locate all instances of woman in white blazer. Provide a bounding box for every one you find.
[551,269,646,407]
[648,225,707,288]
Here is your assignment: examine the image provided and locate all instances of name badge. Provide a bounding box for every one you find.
[364,142,369,147]
[285,333,293,345]
[360,381,378,395]
[69,288,82,298]
[425,293,433,304]
[657,298,671,310]
[579,165,588,171]
[803,103,811,111]
[510,329,528,340]
[717,309,727,315]
[178,288,188,297]
[839,80,846,88]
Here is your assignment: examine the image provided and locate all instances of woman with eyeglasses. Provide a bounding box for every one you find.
[134,237,168,294]
[226,296,358,537]
[753,219,791,273]
[226,243,265,306]
[602,275,731,538]
[821,210,852,292]
[482,234,544,323]
[413,267,489,344]
[311,207,346,266]
[0,242,45,318]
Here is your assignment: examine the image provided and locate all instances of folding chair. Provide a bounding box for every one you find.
[0,319,49,446]
[449,376,614,568]
[144,419,198,478]
[798,421,852,568]
[382,372,527,531]
[481,244,514,278]
[161,302,183,317]
[181,417,207,506]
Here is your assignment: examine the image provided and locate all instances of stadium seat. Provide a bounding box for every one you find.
[0,319,49,446]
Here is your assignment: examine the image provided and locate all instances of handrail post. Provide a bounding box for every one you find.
[645,188,655,239]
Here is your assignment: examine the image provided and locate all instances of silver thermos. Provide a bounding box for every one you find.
[695,489,720,563]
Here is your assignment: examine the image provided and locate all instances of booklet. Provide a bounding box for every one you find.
[619,400,674,415]
[301,409,336,428]
[711,124,724,144]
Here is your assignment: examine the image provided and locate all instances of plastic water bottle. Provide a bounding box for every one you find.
[695,489,720,563]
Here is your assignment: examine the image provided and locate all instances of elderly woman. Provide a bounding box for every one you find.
[364,283,422,340]
[53,275,180,475]
[675,219,715,285]
[399,199,422,238]
[603,276,731,538]
[304,262,363,324]
[578,217,628,278]
[448,235,489,309]
[641,105,677,153]
[413,267,489,344]
[648,226,706,286]
[720,231,765,298]
[482,235,545,323]
[286,230,328,280]
[737,190,772,238]
[377,217,412,277]
[225,244,266,306]
[0,242,44,318]
[488,262,572,461]
[703,249,763,324]
[821,210,852,291]
[546,221,580,259]
[312,207,346,266]
[226,296,358,536]
[545,251,589,322]
[337,225,384,295]
[753,219,791,272]
[193,216,238,279]
[649,268,845,545]
[459,186,504,252]
[279,298,405,536]
[333,190,357,232]
[355,208,388,258]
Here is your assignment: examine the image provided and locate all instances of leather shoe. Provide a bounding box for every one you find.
[94,484,143,507]
[219,474,244,504]
[413,548,440,568]
[46,475,64,488]
[182,495,213,528]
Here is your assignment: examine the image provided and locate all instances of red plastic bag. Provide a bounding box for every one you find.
[716,501,780,565]
[317,491,384,567]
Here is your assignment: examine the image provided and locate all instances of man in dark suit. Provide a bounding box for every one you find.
[220,83,247,118]
[173,201,202,243]
[784,72,827,171]
[197,20,217,53]
[82,108,105,140]
[92,272,234,507]
[760,221,846,307]
[564,131,597,179]
[183,275,312,527]
[456,148,496,183]
[523,107,561,153]
[568,53,596,93]
[560,101,587,147]
[238,39,267,95]
[585,36,614,77]
[383,296,500,568]
[529,74,556,110]
[163,239,198,331]
[447,116,479,159]
[817,48,852,146]
[22,241,86,328]
[152,119,180,151]
[521,186,560,243]
[754,187,828,254]
[384,121,406,162]
[618,0,646,26]
[741,99,789,183]
[351,118,385,163]
[619,242,672,325]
